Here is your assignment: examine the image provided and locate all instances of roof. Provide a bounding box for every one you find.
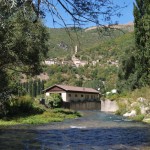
[44,84,99,94]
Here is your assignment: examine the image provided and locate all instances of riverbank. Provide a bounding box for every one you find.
[0,108,81,126]
[0,107,81,127]
[110,86,150,123]
[1,111,150,150]
[0,96,81,127]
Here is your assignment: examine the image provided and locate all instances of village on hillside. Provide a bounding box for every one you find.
[44,45,119,68]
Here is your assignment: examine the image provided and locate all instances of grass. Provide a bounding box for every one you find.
[0,98,81,127]
[130,115,145,122]
[0,108,81,126]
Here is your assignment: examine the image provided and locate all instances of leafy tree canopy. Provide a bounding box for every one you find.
[0,0,49,93]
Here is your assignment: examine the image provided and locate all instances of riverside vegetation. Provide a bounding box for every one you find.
[0,95,81,126]
[1,22,149,125]
[106,86,150,123]
[0,0,149,126]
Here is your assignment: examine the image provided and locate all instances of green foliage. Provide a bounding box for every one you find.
[9,96,33,114]
[44,30,135,92]
[0,70,9,93]
[133,105,141,115]
[124,86,150,100]
[0,95,44,118]
[117,46,137,92]
[0,108,80,126]
[133,0,150,87]
[1,15,48,74]
[0,1,49,99]
[53,108,81,117]
[115,101,127,115]
[18,80,45,97]
[130,114,145,122]
[83,79,105,94]
[117,0,150,92]
[45,94,62,108]
[106,94,120,101]
[46,27,134,62]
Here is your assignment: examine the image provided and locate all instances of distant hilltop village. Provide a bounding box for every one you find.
[44,45,118,68]
[44,45,88,67]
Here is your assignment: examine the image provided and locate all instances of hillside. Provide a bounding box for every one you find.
[47,24,134,59]
[43,24,135,92]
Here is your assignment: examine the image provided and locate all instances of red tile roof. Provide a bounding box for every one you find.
[45,84,99,94]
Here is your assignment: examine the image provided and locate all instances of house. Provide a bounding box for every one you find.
[44,84,100,102]
[44,58,57,65]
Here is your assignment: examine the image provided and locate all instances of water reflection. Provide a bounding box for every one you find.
[0,111,150,150]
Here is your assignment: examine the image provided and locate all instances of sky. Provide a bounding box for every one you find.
[44,0,135,28]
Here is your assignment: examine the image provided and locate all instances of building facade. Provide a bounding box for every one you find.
[44,84,100,102]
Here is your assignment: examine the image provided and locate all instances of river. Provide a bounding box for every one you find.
[0,111,150,150]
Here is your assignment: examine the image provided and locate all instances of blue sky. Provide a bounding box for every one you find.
[44,0,135,28]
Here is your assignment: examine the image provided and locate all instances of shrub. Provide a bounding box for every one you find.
[115,101,127,115]
[45,94,62,108]
[131,115,144,122]
[133,105,141,115]
[4,95,34,116]
[106,93,119,101]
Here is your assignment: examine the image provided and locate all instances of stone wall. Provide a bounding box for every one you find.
[63,100,118,112]
[63,101,101,110]
[101,99,118,112]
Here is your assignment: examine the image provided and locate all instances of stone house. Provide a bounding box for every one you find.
[44,84,100,102]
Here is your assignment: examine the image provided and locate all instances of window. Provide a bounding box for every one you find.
[75,94,78,97]
[81,94,84,97]
[85,95,89,99]
[69,94,71,97]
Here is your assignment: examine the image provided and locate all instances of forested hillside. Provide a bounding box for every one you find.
[43,24,134,92]
[47,24,134,59]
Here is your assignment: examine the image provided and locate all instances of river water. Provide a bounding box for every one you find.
[0,111,150,150]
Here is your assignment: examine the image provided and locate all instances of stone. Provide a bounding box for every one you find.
[140,106,146,114]
[131,102,138,107]
[123,112,131,117]
[137,97,146,103]
[123,110,136,117]
[145,107,150,114]
[143,118,150,123]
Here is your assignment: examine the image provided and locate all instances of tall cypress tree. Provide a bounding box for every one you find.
[134,0,150,87]
[32,80,37,97]
[37,79,41,95]
[41,80,45,94]
[29,80,33,97]
[117,0,150,92]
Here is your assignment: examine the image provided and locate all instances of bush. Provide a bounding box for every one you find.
[106,93,119,101]
[45,94,62,108]
[131,115,144,122]
[3,95,34,117]
[115,101,127,115]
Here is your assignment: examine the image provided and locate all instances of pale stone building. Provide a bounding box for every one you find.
[44,84,100,102]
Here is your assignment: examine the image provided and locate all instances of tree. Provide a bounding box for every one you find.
[1,0,126,81]
[117,0,150,92]
[133,0,150,87]
[37,79,41,95]
[117,47,137,92]
[29,80,33,97]
[0,0,126,113]
[32,80,37,97]
[0,0,49,94]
